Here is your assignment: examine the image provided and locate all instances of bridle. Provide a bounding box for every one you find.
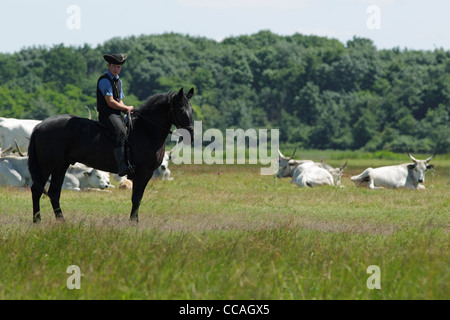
[168,100,194,133]
[133,96,193,137]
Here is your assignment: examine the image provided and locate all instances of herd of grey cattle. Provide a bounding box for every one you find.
[0,117,173,191]
[1,116,436,191]
[277,147,435,190]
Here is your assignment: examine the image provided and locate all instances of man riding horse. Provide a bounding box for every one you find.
[28,49,195,223]
[97,53,135,176]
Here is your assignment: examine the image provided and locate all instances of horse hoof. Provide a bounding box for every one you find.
[33,214,41,223]
[129,217,139,224]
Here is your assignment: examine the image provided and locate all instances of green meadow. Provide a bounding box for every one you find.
[0,154,448,300]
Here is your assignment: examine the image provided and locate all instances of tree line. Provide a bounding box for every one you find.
[1,31,449,153]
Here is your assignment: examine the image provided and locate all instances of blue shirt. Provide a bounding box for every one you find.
[98,70,125,99]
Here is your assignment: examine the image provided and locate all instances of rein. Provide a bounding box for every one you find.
[134,109,174,135]
[133,100,192,138]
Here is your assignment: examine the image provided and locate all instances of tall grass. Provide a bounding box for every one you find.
[0,157,448,300]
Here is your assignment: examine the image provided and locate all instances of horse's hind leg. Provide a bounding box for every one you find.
[48,167,68,221]
[31,171,51,223]
[31,184,43,223]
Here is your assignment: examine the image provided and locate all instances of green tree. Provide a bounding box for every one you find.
[43,44,87,90]
[0,32,448,153]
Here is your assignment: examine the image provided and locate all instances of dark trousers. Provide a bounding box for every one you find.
[99,113,126,148]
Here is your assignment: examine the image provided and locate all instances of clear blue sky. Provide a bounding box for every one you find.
[1,0,449,53]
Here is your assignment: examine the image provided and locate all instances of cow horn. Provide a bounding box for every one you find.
[407,148,417,162]
[14,139,25,157]
[425,150,436,163]
[278,148,284,158]
[340,161,348,170]
[168,139,179,154]
[289,147,297,160]
[1,145,13,156]
[84,106,92,120]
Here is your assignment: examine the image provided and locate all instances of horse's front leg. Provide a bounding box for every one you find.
[130,170,152,222]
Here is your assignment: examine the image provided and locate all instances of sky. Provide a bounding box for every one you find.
[1,0,449,54]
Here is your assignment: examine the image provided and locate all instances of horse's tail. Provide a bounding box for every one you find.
[27,129,48,196]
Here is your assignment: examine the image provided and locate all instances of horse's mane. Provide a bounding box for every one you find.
[138,92,175,113]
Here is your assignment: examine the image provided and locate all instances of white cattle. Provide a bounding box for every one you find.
[350,151,435,190]
[291,161,347,188]
[151,150,174,181]
[62,163,113,191]
[115,145,177,190]
[0,157,112,191]
[315,161,348,187]
[0,155,31,188]
[277,148,313,178]
[0,117,41,156]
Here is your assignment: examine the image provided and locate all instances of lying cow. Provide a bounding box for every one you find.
[151,149,174,181]
[0,157,111,191]
[350,151,435,190]
[0,117,41,156]
[316,161,348,187]
[114,145,177,189]
[277,148,313,178]
[291,161,347,188]
[61,163,113,191]
[0,155,31,188]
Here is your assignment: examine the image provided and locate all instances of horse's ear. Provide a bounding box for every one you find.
[187,87,194,99]
[177,88,184,98]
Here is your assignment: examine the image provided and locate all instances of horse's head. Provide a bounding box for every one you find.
[170,88,194,145]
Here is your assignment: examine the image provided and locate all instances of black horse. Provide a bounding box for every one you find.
[28,88,194,223]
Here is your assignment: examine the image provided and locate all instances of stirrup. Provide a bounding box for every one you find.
[127,162,135,175]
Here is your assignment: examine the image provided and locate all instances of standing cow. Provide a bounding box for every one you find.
[350,151,435,189]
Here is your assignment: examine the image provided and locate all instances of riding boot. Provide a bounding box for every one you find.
[113,147,130,177]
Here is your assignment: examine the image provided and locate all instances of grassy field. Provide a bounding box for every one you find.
[0,155,448,300]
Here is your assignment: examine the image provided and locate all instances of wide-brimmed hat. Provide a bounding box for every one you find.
[103,53,127,65]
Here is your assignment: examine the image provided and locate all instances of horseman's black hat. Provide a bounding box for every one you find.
[103,53,127,65]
